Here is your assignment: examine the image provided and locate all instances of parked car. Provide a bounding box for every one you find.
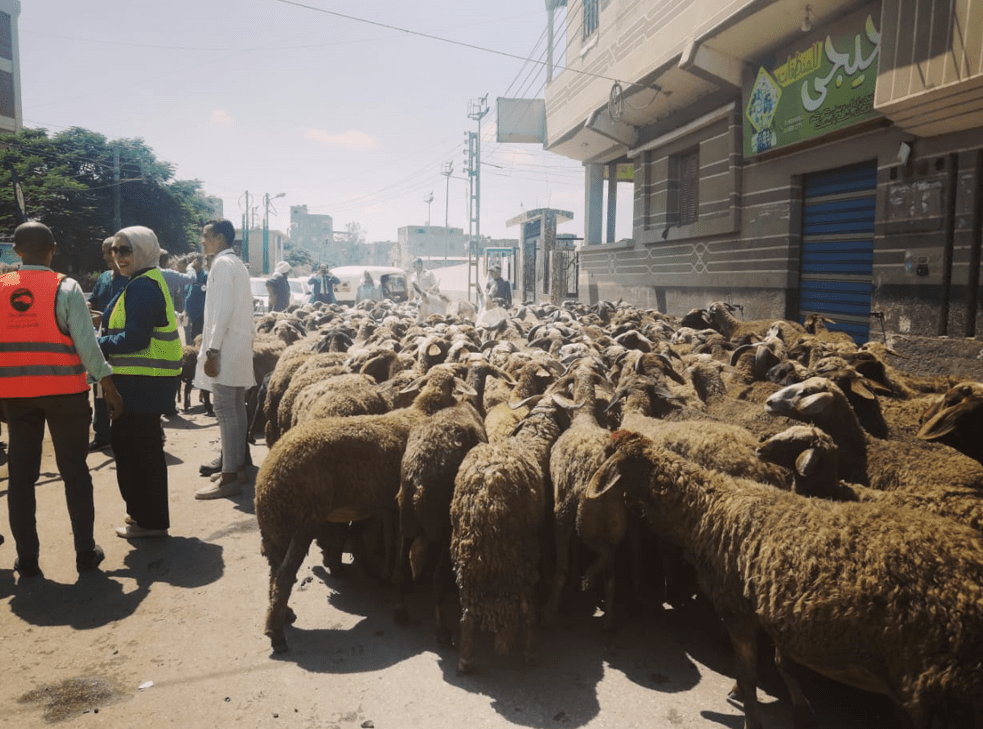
[331,265,407,305]
[250,275,311,314]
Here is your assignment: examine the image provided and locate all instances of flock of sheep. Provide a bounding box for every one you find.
[195,294,983,729]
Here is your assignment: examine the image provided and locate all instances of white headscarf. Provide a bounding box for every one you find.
[115,225,161,272]
[275,260,291,275]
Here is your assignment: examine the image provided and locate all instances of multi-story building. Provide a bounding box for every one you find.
[0,0,21,136]
[543,0,983,342]
[398,225,467,268]
[290,205,334,263]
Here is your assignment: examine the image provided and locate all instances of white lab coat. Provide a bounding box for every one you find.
[194,249,256,389]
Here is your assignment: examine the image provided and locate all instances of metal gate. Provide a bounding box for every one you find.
[799,160,877,343]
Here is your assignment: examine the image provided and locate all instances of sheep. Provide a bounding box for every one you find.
[587,430,983,728]
[544,363,621,629]
[450,382,572,673]
[255,365,475,653]
[178,343,212,414]
[764,376,983,492]
[392,358,501,642]
[757,425,983,533]
[706,301,805,345]
[916,381,983,464]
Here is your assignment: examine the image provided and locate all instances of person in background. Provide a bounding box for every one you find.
[98,226,182,539]
[485,264,512,307]
[193,219,256,500]
[158,249,196,316]
[410,257,438,301]
[308,263,340,305]
[2,221,123,577]
[183,253,207,343]
[266,260,291,312]
[87,236,128,451]
[355,270,379,303]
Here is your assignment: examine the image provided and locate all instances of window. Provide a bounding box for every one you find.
[0,70,13,119]
[583,0,598,39]
[669,147,699,226]
[0,13,10,61]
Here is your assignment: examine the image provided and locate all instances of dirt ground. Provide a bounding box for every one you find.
[0,340,971,729]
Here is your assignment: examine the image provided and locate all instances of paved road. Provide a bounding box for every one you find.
[0,407,894,728]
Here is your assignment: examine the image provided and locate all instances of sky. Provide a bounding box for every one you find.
[20,0,633,245]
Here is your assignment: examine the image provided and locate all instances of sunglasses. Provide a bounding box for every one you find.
[110,246,133,256]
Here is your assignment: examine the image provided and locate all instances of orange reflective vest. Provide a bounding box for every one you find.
[0,269,88,398]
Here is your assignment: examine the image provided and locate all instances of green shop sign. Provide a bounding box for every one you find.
[744,9,881,156]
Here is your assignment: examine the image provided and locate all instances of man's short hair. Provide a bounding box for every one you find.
[14,221,55,255]
[204,219,235,246]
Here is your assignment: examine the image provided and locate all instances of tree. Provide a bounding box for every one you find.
[0,127,211,276]
[282,239,313,269]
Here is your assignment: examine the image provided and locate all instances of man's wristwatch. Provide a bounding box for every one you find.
[206,348,219,358]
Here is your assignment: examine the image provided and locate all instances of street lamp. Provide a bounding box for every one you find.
[263,192,285,274]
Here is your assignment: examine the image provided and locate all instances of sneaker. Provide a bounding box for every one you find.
[199,455,222,477]
[14,555,42,578]
[88,437,112,452]
[116,524,168,539]
[195,480,243,500]
[76,545,106,573]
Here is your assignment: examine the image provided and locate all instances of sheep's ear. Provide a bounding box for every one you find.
[795,448,822,477]
[453,378,478,398]
[586,452,626,499]
[798,391,835,416]
[844,379,877,400]
[551,392,583,411]
[509,393,543,410]
[399,375,426,395]
[916,409,961,440]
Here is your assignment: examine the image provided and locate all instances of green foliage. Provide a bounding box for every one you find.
[0,127,211,277]
[282,240,314,269]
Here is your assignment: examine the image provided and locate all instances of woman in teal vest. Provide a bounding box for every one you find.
[98,226,182,539]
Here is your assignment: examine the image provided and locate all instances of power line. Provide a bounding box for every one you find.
[275,0,650,92]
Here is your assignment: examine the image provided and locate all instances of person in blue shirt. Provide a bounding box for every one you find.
[308,264,340,305]
[87,237,128,451]
[183,254,207,343]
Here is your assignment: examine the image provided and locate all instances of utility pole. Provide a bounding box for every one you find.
[466,94,489,302]
[241,190,250,263]
[113,146,121,232]
[262,192,285,275]
[442,161,453,260]
[424,191,434,227]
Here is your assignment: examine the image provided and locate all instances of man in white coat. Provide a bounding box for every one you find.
[193,219,256,500]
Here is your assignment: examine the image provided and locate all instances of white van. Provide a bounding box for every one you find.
[331,265,407,305]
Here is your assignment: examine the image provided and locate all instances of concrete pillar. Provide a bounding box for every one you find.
[606,162,618,243]
[585,163,604,246]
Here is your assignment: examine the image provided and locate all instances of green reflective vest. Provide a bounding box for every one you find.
[105,268,182,376]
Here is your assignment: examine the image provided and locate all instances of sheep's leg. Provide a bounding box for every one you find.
[265,530,313,653]
[183,380,192,411]
[601,562,617,633]
[391,533,415,623]
[432,542,456,646]
[457,608,476,674]
[773,647,819,729]
[723,614,763,729]
[520,587,538,666]
[543,519,573,627]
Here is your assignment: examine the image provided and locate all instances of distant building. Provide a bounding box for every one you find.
[290,205,334,263]
[0,0,22,135]
[236,226,286,276]
[0,0,24,134]
[398,225,466,268]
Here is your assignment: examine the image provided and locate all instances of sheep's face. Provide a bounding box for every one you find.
[764,377,842,422]
[756,426,836,485]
